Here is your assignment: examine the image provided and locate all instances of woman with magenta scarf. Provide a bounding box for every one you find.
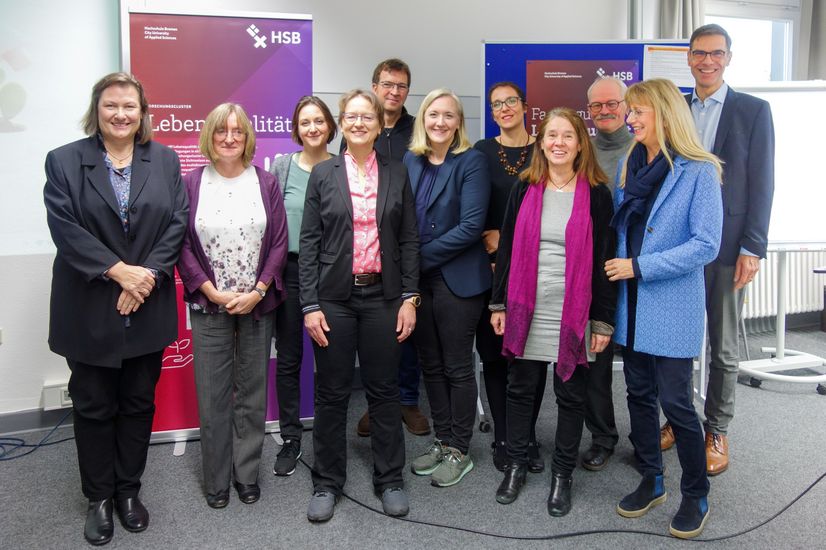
[489,107,616,514]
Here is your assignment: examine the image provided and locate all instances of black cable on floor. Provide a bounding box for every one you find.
[297,456,826,542]
[0,408,74,461]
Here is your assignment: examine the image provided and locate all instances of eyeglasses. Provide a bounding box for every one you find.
[626,107,653,119]
[378,81,409,92]
[490,96,522,111]
[690,49,728,62]
[342,112,377,124]
[587,100,624,114]
[214,129,246,138]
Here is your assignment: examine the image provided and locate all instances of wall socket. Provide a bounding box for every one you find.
[42,383,73,410]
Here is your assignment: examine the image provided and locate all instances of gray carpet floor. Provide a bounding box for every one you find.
[2,327,825,549]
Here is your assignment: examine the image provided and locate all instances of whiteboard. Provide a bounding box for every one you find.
[739,82,826,250]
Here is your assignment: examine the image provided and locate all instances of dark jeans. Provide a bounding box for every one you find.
[274,255,304,441]
[398,340,420,406]
[310,283,405,494]
[623,347,709,498]
[67,351,163,500]
[584,347,619,450]
[414,272,482,454]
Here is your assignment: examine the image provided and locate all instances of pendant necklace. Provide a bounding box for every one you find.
[549,172,576,192]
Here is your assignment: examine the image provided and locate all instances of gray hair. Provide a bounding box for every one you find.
[587,76,628,100]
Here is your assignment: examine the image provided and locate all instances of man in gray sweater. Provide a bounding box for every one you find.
[579,76,633,471]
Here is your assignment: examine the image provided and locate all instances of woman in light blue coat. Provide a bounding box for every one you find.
[604,79,722,540]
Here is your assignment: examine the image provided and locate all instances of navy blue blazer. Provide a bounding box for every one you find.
[403,148,491,298]
[686,86,774,264]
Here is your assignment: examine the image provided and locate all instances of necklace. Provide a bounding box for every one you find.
[105,147,134,163]
[548,172,576,192]
[497,135,530,176]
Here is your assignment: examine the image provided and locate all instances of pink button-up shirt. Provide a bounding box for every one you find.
[344,150,381,274]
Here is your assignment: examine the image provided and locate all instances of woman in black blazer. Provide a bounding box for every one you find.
[43,72,188,546]
[299,89,419,522]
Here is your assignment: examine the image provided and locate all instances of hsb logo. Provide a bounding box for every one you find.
[246,24,301,48]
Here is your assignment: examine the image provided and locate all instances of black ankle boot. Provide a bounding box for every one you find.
[547,472,573,517]
[495,463,527,505]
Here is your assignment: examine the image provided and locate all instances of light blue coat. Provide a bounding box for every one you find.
[614,155,723,358]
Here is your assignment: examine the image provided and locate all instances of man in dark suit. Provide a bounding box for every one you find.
[350,58,431,438]
[660,24,774,476]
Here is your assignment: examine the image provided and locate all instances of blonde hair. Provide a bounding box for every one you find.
[519,107,608,187]
[620,79,722,187]
[199,103,257,167]
[409,88,472,156]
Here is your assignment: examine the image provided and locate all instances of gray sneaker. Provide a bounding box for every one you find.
[411,439,446,475]
[380,487,409,517]
[307,490,337,522]
[430,447,474,487]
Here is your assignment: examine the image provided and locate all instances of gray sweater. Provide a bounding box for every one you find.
[591,126,634,196]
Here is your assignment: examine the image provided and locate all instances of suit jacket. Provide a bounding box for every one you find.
[403,148,491,298]
[177,164,288,319]
[298,153,419,310]
[44,136,189,368]
[686,87,774,263]
[491,180,617,328]
[613,156,723,358]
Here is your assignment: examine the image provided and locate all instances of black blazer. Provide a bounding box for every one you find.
[44,137,188,368]
[491,180,617,327]
[298,153,419,310]
[686,87,774,263]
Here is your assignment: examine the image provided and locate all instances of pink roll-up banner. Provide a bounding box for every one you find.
[121,6,314,438]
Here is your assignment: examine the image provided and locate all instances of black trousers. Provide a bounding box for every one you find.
[584,347,619,450]
[414,272,482,454]
[274,255,304,441]
[310,283,404,494]
[67,351,163,501]
[506,359,587,476]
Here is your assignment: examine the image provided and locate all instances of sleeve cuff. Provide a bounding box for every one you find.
[591,320,614,336]
[488,303,506,312]
[739,247,758,257]
[632,257,642,279]
[302,304,321,314]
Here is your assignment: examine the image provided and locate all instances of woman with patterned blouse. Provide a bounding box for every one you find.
[177,103,288,510]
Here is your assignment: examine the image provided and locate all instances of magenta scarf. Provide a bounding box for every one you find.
[502,175,593,382]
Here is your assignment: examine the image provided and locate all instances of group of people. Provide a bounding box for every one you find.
[44,23,772,546]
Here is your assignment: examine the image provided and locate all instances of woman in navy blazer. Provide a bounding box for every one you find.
[605,79,722,539]
[44,72,188,545]
[404,89,491,487]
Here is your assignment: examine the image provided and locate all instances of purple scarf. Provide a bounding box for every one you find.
[502,175,593,382]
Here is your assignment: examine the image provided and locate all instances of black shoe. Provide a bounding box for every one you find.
[206,490,229,509]
[273,438,302,476]
[669,496,709,539]
[495,463,527,505]
[84,498,114,546]
[581,445,614,472]
[527,441,545,473]
[617,473,667,518]
[115,496,149,532]
[233,481,261,504]
[491,441,507,472]
[547,472,573,517]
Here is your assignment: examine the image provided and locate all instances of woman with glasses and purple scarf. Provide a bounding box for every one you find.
[489,107,616,515]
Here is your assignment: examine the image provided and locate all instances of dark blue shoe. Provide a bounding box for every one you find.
[669,496,709,539]
[617,473,667,518]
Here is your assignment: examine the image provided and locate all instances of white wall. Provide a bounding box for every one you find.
[0,0,629,414]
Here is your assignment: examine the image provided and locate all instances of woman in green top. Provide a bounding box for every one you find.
[269,96,336,476]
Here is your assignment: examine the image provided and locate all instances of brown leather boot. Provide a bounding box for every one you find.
[356,411,370,437]
[401,405,431,436]
[660,422,675,451]
[705,432,729,475]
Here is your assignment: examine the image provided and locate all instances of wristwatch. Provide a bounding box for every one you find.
[404,295,421,308]
[254,287,267,299]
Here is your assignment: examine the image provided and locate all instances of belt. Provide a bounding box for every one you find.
[353,273,382,286]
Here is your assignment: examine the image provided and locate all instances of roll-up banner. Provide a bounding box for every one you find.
[121,6,314,439]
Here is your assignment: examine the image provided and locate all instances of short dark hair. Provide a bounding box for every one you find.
[487,81,525,103]
[290,96,337,145]
[371,58,411,87]
[689,23,732,50]
[82,72,153,144]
